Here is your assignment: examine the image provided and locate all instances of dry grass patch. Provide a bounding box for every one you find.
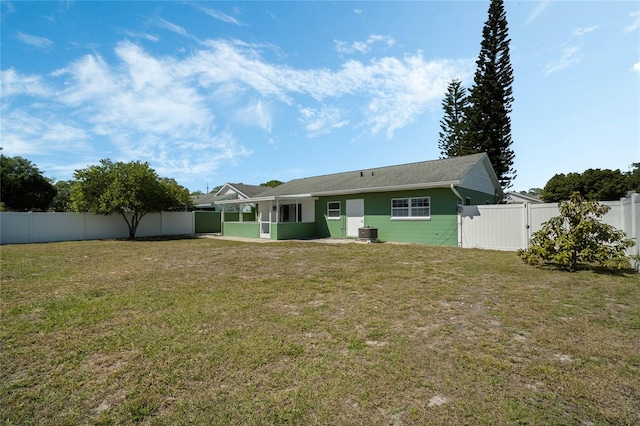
[1,238,639,425]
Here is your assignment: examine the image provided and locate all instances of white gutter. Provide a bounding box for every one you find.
[216,181,462,205]
[451,184,464,248]
[450,184,464,203]
[216,195,318,204]
[309,181,461,197]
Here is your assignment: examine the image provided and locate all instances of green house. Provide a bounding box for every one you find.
[216,153,503,246]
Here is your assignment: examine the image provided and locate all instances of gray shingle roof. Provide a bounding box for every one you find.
[258,153,488,197]
[230,183,269,198]
[191,193,219,205]
[192,183,268,206]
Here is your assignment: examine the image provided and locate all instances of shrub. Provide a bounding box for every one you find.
[518,192,635,271]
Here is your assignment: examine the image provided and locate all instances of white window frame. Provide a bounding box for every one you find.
[391,197,430,220]
[279,203,302,223]
[327,201,341,220]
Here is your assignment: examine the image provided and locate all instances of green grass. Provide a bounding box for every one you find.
[1,238,639,425]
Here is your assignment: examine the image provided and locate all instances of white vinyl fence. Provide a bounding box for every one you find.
[0,211,195,245]
[459,193,640,264]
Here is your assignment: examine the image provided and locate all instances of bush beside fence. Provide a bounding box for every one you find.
[459,194,639,267]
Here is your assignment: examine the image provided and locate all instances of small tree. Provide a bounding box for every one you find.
[71,159,193,239]
[518,193,635,271]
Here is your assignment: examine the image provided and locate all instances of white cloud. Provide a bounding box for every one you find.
[624,10,640,33]
[572,25,600,37]
[182,39,471,137]
[2,36,472,183]
[197,5,245,26]
[335,35,395,55]
[25,41,252,182]
[544,46,580,77]
[15,32,53,49]
[633,61,640,72]
[234,100,273,132]
[154,17,190,37]
[0,109,89,156]
[121,30,160,42]
[525,0,551,26]
[1,69,52,98]
[298,106,349,138]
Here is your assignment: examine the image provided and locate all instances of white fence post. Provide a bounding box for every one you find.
[28,211,33,243]
[522,203,529,250]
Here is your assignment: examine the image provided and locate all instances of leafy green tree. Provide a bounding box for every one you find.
[51,180,75,212]
[626,163,639,193]
[541,172,582,202]
[466,0,516,190]
[71,159,193,239]
[438,79,471,158]
[542,169,632,202]
[260,180,284,188]
[0,155,57,211]
[581,169,628,201]
[518,192,635,271]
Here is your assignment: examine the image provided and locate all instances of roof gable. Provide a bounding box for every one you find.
[214,183,268,199]
[258,153,494,197]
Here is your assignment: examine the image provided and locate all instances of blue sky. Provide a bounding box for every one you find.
[2,1,639,194]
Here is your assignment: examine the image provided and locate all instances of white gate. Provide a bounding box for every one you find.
[459,194,639,263]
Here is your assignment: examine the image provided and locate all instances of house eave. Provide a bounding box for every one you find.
[308,181,462,197]
[216,195,319,204]
[217,181,462,204]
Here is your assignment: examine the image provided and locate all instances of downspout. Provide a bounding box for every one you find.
[451,184,464,248]
[450,184,464,203]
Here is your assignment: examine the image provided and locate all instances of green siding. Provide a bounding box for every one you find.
[222,222,260,238]
[315,188,493,246]
[272,222,317,240]
[456,187,500,205]
[221,211,257,223]
[194,211,221,233]
[223,212,240,222]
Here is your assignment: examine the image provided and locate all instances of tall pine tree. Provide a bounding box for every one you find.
[438,79,471,158]
[466,0,516,189]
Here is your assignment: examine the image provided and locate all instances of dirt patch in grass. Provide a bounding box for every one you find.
[1,239,639,424]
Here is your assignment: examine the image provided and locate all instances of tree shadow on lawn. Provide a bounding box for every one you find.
[121,234,199,243]
[532,261,638,276]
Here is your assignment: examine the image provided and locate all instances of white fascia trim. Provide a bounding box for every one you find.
[216,195,318,205]
[309,181,461,197]
[216,182,461,203]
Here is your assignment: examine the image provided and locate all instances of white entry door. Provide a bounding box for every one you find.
[346,199,364,237]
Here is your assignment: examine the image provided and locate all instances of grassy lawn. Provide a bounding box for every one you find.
[1,238,639,425]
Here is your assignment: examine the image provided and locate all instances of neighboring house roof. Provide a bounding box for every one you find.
[223,183,269,198]
[218,153,503,204]
[192,183,268,207]
[191,192,221,207]
[504,192,542,204]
